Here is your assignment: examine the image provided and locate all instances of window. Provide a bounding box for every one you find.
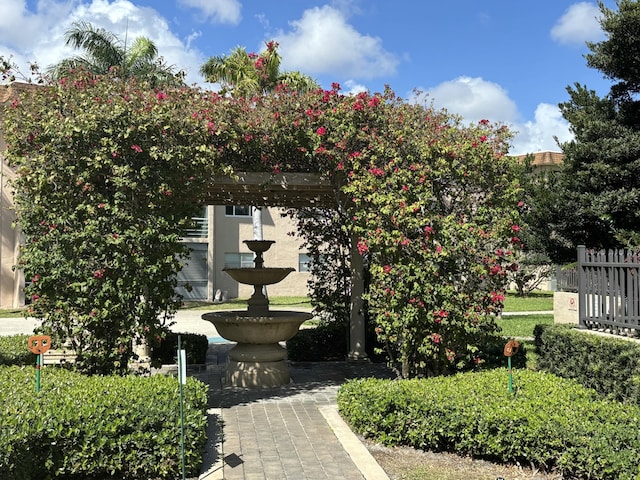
[185,206,208,238]
[224,253,255,269]
[225,205,252,217]
[298,253,312,272]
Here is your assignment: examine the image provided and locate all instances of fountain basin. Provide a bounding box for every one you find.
[201,310,312,343]
[202,310,313,388]
[222,268,295,286]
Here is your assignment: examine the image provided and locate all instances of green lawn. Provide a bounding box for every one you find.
[181,296,312,311]
[503,292,553,312]
[496,314,553,338]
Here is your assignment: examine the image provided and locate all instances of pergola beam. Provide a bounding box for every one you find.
[203,172,337,208]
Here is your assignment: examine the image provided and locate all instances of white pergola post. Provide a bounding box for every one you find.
[348,234,368,361]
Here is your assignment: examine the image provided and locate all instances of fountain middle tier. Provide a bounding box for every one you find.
[222,267,294,286]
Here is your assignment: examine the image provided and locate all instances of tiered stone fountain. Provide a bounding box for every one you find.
[202,240,312,388]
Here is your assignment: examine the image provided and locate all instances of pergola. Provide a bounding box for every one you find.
[205,172,368,361]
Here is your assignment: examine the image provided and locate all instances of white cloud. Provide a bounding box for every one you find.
[178,0,241,25]
[414,77,572,156]
[342,79,367,95]
[0,0,207,86]
[274,5,399,79]
[510,103,572,155]
[424,76,519,124]
[551,2,604,45]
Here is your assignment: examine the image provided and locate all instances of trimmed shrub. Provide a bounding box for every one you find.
[535,324,640,404]
[286,321,386,362]
[287,322,349,361]
[337,370,640,480]
[0,365,208,479]
[0,334,36,366]
[151,332,209,365]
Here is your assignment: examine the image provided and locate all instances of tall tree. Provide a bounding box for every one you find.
[200,41,318,242]
[47,20,183,87]
[536,0,640,263]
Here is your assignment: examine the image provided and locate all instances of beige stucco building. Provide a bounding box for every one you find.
[178,205,311,302]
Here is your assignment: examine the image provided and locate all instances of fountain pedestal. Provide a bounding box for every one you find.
[202,240,312,388]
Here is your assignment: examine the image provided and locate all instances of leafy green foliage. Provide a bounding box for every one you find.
[535,323,640,404]
[286,322,349,361]
[331,92,524,377]
[0,366,208,479]
[3,70,225,375]
[0,334,35,366]
[3,63,524,379]
[338,370,640,479]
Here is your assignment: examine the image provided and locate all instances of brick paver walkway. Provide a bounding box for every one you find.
[196,344,393,480]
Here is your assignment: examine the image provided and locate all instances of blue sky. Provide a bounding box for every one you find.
[1,0,616,154]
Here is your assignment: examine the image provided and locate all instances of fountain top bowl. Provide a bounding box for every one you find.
[243,240,275,253]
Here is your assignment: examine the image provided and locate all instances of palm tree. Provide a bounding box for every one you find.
[200,41,318,96]
[47,20,183,87]
[200,41,318,241]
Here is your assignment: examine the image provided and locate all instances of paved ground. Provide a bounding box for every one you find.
[0,310,393,480]
[196,343,393,480]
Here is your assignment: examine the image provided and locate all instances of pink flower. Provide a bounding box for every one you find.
[131,144,142,153]
[94,269,105,279]
[383,265,392,274]
[435,245,443,254]
[357,240,368,255]
[511,225,520,232]
[490,291,505,304]
[31,294,40,302]
[368,167,384,177]
[316,126,326,136]
[156,91,167,100]
[431,333,441,344]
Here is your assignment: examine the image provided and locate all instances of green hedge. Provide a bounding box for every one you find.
[0,332,209,367]
[0,366,208,479]
[337,370,640,480]
[287,322,527,370]
[0,334,35,366]
[534,324,640,404]
[151,332,209,365]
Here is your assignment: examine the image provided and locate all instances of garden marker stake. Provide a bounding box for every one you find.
[178,335,187,480]
[503,339,520,394]
[28,335,51,393]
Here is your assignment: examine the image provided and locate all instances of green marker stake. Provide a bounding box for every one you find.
[507,356,513,394]
[35,354,41,393]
